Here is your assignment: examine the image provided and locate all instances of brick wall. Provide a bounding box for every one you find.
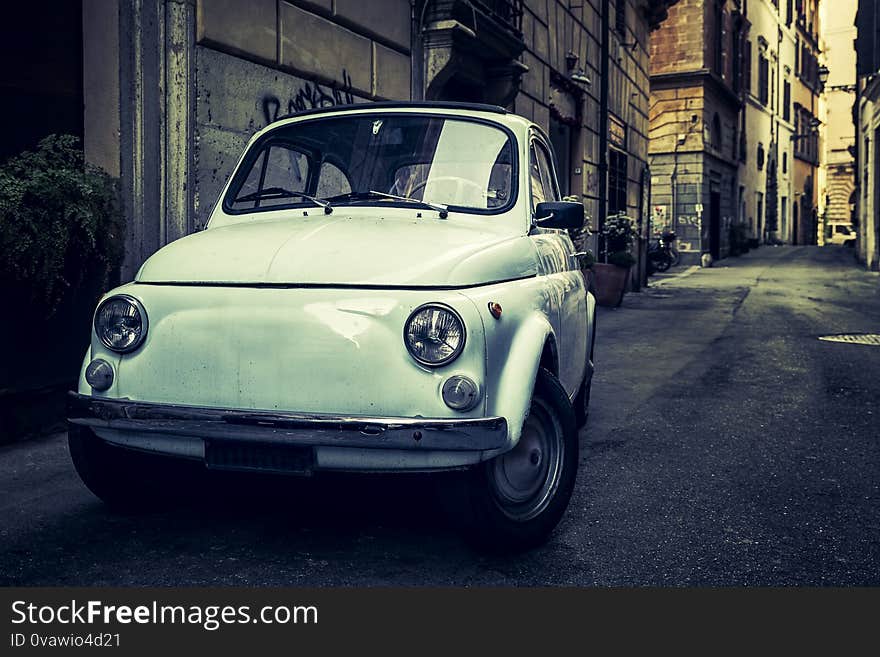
[649,0,705,76]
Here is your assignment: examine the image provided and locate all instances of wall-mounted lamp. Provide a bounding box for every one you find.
[818,64,830,88]
[570,68,591,85]
[565,50,579,71]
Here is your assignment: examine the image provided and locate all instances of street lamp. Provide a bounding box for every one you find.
[818,64,830,89]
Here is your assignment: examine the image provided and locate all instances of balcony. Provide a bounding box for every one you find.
[472,0,523,35]
[422,0,526,105]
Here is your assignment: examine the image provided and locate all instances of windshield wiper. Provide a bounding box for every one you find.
[368,190,449,218]
[236,187,332,214]
[323,190,448,218]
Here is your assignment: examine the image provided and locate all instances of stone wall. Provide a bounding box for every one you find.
[197,0,412,99]
[648,0,742,260]
[517,0,655,280]
[193,47,371,228]
[193,0,412,228]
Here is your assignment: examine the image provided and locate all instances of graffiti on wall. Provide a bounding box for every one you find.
[585,170,598,196]
[261,70,355,124]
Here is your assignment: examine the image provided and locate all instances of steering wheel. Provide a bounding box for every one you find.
[398,176,487,204]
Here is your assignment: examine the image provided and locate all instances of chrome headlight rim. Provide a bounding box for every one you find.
[94,294,149,354]
[403,302,467,367]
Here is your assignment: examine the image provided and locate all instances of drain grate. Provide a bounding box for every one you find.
[818,334,880,346]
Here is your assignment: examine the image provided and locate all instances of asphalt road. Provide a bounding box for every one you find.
[2,245,878,585]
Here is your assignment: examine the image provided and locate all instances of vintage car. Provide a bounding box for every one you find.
[68,101,596,550]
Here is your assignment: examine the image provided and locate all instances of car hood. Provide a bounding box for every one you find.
[135,214,537,287]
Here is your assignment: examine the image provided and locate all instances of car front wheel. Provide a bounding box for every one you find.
[68,424,180,511]
[454,368,578,552]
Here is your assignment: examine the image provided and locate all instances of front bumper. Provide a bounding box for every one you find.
[67,392,508,471]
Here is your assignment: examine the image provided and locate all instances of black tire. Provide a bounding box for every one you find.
[68,424,179,511]
[668,248,681,267]
[454,368,579,552]
[654,255,672,272]
[574,310,596,428]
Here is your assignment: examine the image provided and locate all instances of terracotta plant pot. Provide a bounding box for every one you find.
[591,262,630,307]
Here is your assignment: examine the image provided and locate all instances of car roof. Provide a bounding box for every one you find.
[260,101,535,137]
[273,100,508,123]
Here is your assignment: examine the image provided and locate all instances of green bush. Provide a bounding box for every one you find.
[603,214,637,253]
[607,250,636,268]
[0,135,123,315]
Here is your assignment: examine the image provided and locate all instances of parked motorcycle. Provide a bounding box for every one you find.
[647,231,679,275]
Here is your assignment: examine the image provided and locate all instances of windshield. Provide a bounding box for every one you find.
[224,114,515,215]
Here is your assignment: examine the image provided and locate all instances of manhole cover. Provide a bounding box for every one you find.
[818,334,880,346]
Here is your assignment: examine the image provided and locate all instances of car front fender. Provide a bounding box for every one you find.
[482,311,554,457]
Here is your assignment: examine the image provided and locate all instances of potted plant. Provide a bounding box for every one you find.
[593,213,636,307]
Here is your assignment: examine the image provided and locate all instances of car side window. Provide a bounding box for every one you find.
[529,145,547,214]
[534,141,560,203]
[530,141,560,215]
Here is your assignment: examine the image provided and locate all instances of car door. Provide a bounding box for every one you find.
[529,133,588,396]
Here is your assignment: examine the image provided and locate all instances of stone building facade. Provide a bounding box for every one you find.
[4,0,677,284]
[855,0,880,270]
[817,0,856,245]
[790,0,823,245]
[648,0,747,264]
[740,0,798,246]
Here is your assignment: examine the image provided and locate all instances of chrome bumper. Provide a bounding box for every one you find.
[67,392,508,452]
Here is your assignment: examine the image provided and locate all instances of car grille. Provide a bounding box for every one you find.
[205,440,315,475]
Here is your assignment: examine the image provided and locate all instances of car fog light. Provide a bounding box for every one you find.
[85,358,114,391]
[442,375,480,411]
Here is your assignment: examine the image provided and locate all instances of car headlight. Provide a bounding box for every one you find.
[94,295,148,353]
[404,303,466,366]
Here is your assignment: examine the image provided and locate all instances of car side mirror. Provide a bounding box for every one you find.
[534,201,584,230]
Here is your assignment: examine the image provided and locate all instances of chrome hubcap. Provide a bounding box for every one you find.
[489,398,564,522]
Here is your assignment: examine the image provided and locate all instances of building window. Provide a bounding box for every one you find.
[771,66,776,109]
[732,20,743,94]
[713,2,724,76]
[783,81,791,121]
[782,152,788,173]
[794,105,818,163]
[758,53,769,105]
[744,40,752,94]
[757,142,765,170]
[615,0,626,36]
[786,0,793,25]
[549,114,573,197]
[608,149,628,216]
[712,113,722,150]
